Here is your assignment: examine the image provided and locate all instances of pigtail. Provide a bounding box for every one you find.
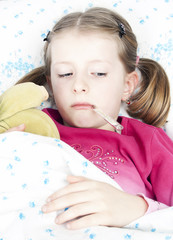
[127,58,170,127]
[16,66,47,86]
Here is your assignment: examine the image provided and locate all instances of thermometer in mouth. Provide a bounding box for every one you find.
[92,106,123,134]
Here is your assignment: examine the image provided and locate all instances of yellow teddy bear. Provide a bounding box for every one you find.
[0,82,60,138]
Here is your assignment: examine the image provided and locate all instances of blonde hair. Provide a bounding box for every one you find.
[17,7,170,127]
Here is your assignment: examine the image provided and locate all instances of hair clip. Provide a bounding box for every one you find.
[43,31,51,42]
[118,23,126,38]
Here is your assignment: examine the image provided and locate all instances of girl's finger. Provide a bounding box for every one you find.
[67,175,87,183]
[46,177,93,202]
[55,197,105,224]
[42,190,93,213]
[66,213,104,230]
[6,124,25,133]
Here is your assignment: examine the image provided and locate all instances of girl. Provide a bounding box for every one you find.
[15,7,173,229]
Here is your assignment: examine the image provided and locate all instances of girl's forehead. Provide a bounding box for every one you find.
[50,31,118,57]
[50,30,119,57]
[50,39,122,71]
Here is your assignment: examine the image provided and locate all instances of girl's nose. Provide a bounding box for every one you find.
[73,87,87,93]
[72,78,88,94]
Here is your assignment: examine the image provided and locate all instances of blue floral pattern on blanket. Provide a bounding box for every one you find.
[0,132,173,240]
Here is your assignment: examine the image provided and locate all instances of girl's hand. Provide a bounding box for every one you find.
[42,175,148,230]
[5,124,25,133]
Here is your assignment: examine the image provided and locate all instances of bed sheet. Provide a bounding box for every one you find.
[0,132,173,240]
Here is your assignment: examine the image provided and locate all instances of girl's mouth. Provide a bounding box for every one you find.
[71,103,94,110]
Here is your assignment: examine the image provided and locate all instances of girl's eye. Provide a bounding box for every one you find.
[58,73,73,78]
[92,72,107,77]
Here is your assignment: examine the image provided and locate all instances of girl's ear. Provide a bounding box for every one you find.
[121,71,138,101]
[46,76,53,91]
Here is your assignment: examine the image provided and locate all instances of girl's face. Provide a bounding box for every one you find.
[48,30,137,130]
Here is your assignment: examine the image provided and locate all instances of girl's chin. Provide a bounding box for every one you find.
[64,113,96,128]
[63,112,108,129]
[64,118,98,129]
[66,118,116,131]
[71,121,96,129]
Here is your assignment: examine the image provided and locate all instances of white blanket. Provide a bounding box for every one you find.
[0,132,173,240]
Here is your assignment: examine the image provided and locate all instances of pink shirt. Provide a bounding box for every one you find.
[43,108,173,210]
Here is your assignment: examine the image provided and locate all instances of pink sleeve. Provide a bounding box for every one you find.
[137,129,173,215]
[138,194,168,214]
[149,128,173,206]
